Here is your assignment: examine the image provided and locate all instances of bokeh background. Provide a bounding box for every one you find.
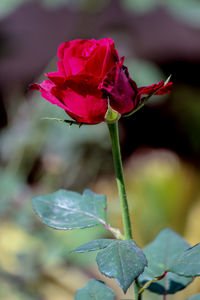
[0,0,200,299]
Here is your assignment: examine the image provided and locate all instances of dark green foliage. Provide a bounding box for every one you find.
[75,279,115,300]
[72,239,114,253]
[169,243,200,277]
[139,228,194,294]
[96,240,147,293]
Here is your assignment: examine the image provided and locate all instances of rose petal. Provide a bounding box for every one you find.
[57,41,71,60]
[100,38,119,76]
[30,77,107,124]
[45,73,65,85]
[29,80,68,110]
[60,40,97,76]
[138,81,173,96]
[61,74,101,97]
[155,82,173,95]
[100,63,137,114]
[57,38,118,78]
[52,84,108,124]
[85,38,119,78]
[58,39,92,60]
[136,81,173,106]
[45,60,66,85]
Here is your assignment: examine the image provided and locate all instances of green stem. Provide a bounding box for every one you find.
[134,280,142,300]
[107,122,132,240]
[108,122,141,300]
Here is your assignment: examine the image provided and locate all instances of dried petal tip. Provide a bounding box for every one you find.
[156,82,173,95]
[29,83,40,90]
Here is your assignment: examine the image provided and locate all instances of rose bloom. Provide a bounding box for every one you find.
[30,38,173,124]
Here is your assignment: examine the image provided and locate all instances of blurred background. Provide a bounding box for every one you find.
[0,0,200,299]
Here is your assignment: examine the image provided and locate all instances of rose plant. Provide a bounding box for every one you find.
[30,38,200,300]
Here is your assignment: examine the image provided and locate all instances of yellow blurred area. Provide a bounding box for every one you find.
[185,200,200,245]
[0,223,44,273]
[94,148,199,245]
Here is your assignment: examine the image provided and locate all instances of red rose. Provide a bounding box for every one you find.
[30,38,173,124]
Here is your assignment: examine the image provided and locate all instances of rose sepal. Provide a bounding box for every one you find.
[105,101,121,124]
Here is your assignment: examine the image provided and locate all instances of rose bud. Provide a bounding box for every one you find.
[30,38,173,124]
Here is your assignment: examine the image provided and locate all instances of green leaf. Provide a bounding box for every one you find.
[188,294,200,300]
[139,228,193,294]
[75,279,115,300]
[96,240,147,293]
[72,239,114,253]
[169,243,200,277]
[32,189,107,230]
